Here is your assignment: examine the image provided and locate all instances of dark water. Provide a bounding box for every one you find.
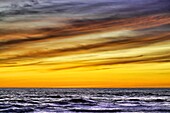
[0,88,169,112]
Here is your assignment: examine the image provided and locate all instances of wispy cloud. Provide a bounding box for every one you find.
[0,0,169,69]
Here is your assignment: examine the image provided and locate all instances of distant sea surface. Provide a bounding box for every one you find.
[0,88,169,112]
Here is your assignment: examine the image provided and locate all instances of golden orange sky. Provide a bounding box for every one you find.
[0,0,170,87]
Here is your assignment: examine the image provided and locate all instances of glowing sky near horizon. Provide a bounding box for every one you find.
[0,0,170,87]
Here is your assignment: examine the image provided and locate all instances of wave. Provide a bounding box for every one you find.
[0,88,169,112]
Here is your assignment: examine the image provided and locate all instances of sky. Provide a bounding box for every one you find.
[0,0,170,87]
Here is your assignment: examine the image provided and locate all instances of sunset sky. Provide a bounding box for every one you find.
[0,0,170,87]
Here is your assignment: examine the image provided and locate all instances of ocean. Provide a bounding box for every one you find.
[0,88,169,112]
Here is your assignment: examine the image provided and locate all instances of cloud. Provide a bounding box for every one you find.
[0,0,170,72]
